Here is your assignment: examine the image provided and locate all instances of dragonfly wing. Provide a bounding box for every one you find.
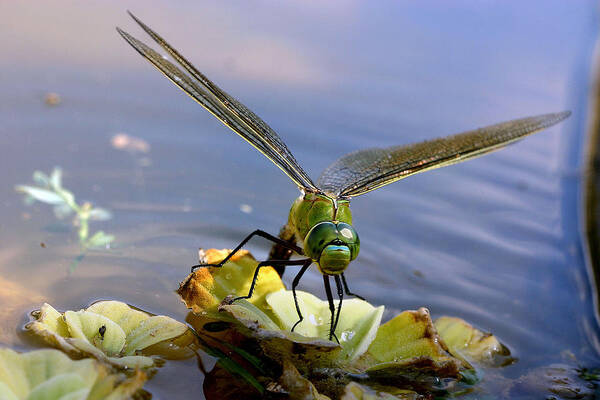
[317,111,570,198]
[117,14,317,192]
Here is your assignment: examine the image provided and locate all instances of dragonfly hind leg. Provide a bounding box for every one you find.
[191,229,303,272]
[341,273,365,301]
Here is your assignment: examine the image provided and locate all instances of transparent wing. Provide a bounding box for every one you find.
[318,111,570,198]
[117,13,318,192]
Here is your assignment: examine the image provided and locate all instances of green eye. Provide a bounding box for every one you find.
[304,222,339,260]
[303,221,360,263]
[336,222,360,260]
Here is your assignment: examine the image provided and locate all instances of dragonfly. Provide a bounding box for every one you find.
[117,12,570,343]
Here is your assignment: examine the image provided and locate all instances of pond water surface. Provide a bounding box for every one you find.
[1,1,599,398]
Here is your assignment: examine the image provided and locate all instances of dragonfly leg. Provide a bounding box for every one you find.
[341,273,365,300]
[333,275,344,338]
[232,258,311,303]
[291,261,312,332]
[323,275,340,343]
[269,223,297,277]
[191,229,304,272]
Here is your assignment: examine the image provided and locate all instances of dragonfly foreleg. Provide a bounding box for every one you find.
[323,275,340,343]
[290,261,312,333]
[232,258,311,303]
[333,275,344,338]
[341,273,365,301]
[191,229,304,272]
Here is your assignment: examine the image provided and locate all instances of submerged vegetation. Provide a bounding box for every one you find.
[15,167,115,251]
[15,168,115,272]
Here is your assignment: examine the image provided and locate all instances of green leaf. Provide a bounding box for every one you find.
[28,301,190,369]
[53,203,74,219]
[55,188,76,208]
[49,167,62,189]
[89,208,113,221]
[0,348,147,400]
[85,231,115,249]
[64,310,127,357]
[266,291,384,360]
[32,171,50,187]
[15,185,65,205]
[434,316,512,367]
[123,315,189,355]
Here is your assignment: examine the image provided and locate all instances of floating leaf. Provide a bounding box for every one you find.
[86,301,148,336]
[27,301,190,369]
[64,310,126,357]
[368,308,455,364]
[279,359,331,400]
[0,348,147,400]
[178,249,509,399]
[124,315,189,356]
[341,382,419,400]
[434,316,513,367]
[266,290,383,361]
[15,185,65,205]
[219,299,281,331]
[178,249,284,320]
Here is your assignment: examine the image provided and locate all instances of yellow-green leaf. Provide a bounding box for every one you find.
[64,311,126,357]
[0,348,146,400]
[434,316,512,367]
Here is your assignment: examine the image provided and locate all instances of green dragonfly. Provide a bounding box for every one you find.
[118,12,570,342]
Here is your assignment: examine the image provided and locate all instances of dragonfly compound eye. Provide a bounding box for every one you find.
[304,221,360,275]
[335,222,360,261]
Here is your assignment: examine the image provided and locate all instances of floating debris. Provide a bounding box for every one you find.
[111,133,151,153]
[44,92,61,106]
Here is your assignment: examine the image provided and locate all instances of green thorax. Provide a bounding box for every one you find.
[288,192,352,241]
[288,192,359,275]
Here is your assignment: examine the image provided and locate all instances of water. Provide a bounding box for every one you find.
[1,1,598,398]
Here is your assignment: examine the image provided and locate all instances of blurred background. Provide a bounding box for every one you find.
[0,1,598,398]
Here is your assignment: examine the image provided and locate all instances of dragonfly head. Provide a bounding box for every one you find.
[304,221,360,275]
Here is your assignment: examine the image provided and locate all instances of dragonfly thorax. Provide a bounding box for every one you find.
[304,221,360,275]
[287,192,358,274]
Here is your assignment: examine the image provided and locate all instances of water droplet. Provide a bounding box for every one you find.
[340,331,355,342]
[308,314,318,325]
[225,273,232,280]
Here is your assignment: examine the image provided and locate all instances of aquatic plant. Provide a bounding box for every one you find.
[0,348,147,400]
[27,301,192,369]
[178,249,512,398]
[15,167,115,250]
